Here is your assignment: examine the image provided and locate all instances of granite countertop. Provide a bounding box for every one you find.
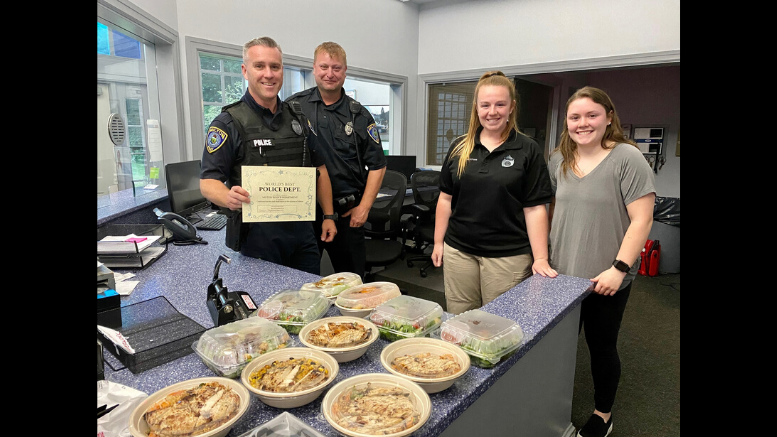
[97,188,169,226]
[101,229,591,436]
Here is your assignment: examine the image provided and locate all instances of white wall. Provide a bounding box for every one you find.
[127,0,178,31]
[417,0,680,74]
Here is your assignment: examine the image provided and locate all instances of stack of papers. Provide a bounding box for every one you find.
[98,234,161,254]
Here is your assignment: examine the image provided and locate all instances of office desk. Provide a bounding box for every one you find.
[102,228,590,437]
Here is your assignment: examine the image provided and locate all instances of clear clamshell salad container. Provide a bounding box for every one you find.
[438,309,524,368]
[256,289,332,334]
[300,272,362,300]
[192,317,291,378]
[369,295,443,342]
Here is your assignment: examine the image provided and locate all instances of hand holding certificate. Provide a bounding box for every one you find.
[241,166,316,222]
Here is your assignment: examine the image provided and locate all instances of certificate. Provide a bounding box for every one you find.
[241,166,316,222]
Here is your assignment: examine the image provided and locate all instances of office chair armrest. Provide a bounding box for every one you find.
[402,203,430,218]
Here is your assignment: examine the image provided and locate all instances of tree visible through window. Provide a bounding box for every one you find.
[200,54,246,136]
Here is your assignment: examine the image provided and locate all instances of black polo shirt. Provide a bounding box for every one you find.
[285,87,386,197]
[439,128,553,257]
[201,91,324,183]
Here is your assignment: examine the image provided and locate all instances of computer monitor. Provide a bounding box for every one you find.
[165,160,210,217]
[385,155,417,183]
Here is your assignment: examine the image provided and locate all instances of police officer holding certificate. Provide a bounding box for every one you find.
[200,37,337,275]
[286,42,386,279]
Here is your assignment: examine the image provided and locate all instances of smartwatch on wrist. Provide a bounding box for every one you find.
[323,213,338,221]
[612,259,630,273]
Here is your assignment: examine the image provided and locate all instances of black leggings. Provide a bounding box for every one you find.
[579,281,632,414]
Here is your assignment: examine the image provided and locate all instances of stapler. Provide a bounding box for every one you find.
[206,254,258,327]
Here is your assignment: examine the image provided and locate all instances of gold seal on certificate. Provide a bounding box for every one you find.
[241,166,316,222]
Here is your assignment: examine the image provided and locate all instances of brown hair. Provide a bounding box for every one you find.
[314,42,347,67]
[553,86,637,177]
[450,71,524,177]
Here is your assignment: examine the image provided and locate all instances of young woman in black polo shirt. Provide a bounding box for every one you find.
[431,71,557,315]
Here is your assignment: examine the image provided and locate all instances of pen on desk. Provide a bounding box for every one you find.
[97,404,118,419]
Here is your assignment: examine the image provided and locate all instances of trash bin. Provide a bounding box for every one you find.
[648,196,680,274]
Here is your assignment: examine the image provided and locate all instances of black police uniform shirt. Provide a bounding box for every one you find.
[285,87,386,198]
[200,91,325,258]
[439,128,553,258]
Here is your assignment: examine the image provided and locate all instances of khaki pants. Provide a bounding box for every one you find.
[443,243,533,315]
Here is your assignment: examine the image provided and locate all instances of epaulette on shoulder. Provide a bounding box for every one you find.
[221,100,243,112]
[285,87,314,103]
[348,99,362,114]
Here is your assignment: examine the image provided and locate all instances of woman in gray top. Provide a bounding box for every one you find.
[548,86,655,437]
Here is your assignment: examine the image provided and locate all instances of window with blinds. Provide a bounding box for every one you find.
[426,81,477,165]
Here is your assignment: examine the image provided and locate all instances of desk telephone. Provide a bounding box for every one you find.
[153,208,207,245]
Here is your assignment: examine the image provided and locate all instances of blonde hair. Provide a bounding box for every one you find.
[314,42,347,67]
[553,86,637,178]
[449,71,522,177]
[243,37,282,64]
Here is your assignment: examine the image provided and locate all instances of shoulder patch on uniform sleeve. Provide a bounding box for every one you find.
[206,126,228,153]
[308,119,317,136]
[367,123,380,144]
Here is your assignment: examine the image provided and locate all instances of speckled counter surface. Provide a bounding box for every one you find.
[101,228,591,436]
[97,188,169,227]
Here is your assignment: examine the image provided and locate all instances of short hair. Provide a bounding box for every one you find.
[314,42,347,67]
[243,37,282,63]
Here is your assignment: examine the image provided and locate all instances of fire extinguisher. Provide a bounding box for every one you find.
[647,240,661,277]
[639,240,654,276]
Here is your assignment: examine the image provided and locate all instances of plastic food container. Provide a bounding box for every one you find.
[334,282,401,318]
[192,317,292,378]
[321,373,431,437]
[235,411,326,437]
[438,309,524,368]
[128,376,250,437]
[240,347,339,409]
[380,337,470,393]
[256,289,332,334]
[300,272,362,300]
[369,295,443,342]
[297,316,380,363]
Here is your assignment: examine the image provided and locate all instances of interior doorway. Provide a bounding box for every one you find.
[515,78,555,161]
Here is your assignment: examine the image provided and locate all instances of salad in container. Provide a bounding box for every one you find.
[334,282,401,317]
[369,295,443,342]
[300,272,362,300]
[256,289,332,334]
[438,309,524,368]
[192,317,291,378]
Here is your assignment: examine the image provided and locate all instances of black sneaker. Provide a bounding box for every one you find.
[577,413,613,437]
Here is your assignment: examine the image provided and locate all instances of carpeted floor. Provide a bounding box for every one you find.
[571,273,681,436]
[348,254,681,436]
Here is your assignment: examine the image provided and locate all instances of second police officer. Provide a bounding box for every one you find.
[286,42,387,280]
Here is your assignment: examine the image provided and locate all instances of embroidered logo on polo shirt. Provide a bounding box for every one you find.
[502,154,514,167]
[206,126,228,153]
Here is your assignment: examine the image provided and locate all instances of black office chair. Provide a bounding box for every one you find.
[363,170,408,282]
[402,170,441,278]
